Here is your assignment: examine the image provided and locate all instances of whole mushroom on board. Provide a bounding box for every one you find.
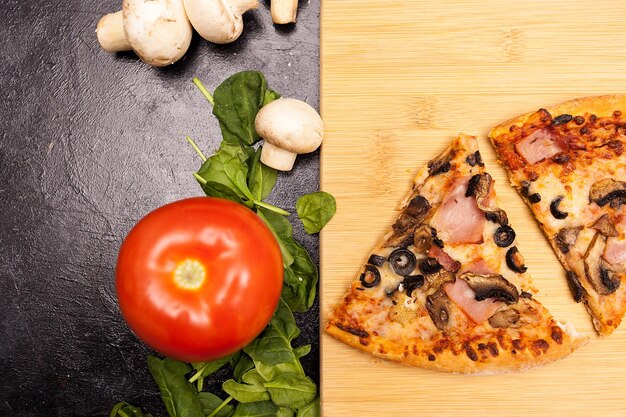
[183,0,258,44]
[96,0,193,67]
[255,98,324,171]
[271,0,298,24]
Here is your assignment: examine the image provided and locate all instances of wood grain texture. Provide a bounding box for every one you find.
[320,1,626,416]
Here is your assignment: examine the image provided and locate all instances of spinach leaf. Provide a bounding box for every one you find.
[280,239,318,312]
[257,208,318,312]
[110,402,153,417]
[196,143,253,202]
[213,71,267,146]
[248,147,278,201]
[191,353,234,383]
[244,300,304,381]
[264,374,317,410]
[263,89,281,106]
[201,181,248,206]
[198,393,234,417]
[231,401,281,417]
[293,345,311,360]
[223,370,270,403]
[295,192,336,234]
[296,397,319,417]
[276,407,294,417]
[233,353,255,382]
[146,356,205,417]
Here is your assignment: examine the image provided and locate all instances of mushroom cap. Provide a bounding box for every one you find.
[183,0,258,44]
[123,0,192,67]
[255,98,324,154]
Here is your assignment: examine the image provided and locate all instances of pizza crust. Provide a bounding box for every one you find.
[490,94,626,138]
[326,306,586,375]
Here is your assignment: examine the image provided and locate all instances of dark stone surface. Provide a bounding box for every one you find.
[0,1,320,415]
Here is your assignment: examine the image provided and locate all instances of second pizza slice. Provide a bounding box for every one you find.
[326,134,586,374]
[490,96,626,335]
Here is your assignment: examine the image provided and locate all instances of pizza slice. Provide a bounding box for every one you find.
[489,95,626,336]
[325,134,586,374]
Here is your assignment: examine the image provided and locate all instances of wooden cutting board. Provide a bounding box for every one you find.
[320,1,626,416]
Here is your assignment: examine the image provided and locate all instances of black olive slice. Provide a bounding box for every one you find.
[527,193,542,204]
[368,254,386,267]
[475,151,484,167]
[465,151,484,167]
[419,257,442,275]
[465,174,481,198]
[494,225,516,247]
[359,265,381,288]
[520,181,531,197]
[401,275,425,297]
[553,114,573,126]
[388,249,417,276]
[506,246,527,273]
[550,196,568,219]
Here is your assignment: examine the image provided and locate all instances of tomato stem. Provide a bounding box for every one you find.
[207,396,233,417]
[186,136,207,162]
[254,200,290,216]
[193,77,214,106]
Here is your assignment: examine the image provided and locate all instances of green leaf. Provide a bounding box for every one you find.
[213,71,268,146]
[196,143,253,202]
[244,300,304,382]
[296,397,319,417]
[231,401,281,417]
[190,353,234,383]
[201,181,248,206]
[276,408,294,417]
[256,209,295,268]
[146,356,205,417]
[223,371,271,403]
[263,89,281,106]
[248,147,278,200]
[198,393,234,417]
[110,402,153,417]
[233,353,255,382]
[293,345,311,360]
[264,374,317,410]
[257,209,318,312]
[295,192,337,234]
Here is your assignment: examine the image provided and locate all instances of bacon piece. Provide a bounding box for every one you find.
[604,238,626,268]
[443,279,504,324]
[428,245,461,272]
[431,176,485,244]
[515,128,565,164]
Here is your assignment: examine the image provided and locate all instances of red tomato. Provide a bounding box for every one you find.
[116,197,283,362]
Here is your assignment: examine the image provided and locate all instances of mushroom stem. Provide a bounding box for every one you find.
[230,0,259,15]
[271,0,298,24]
[96,11,132,52]
[261,142,298,171]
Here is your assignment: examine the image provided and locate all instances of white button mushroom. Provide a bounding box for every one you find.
[255,98,324,171]
[96,0,193,67]
[183,0,258,44]
[271,0,298,24]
